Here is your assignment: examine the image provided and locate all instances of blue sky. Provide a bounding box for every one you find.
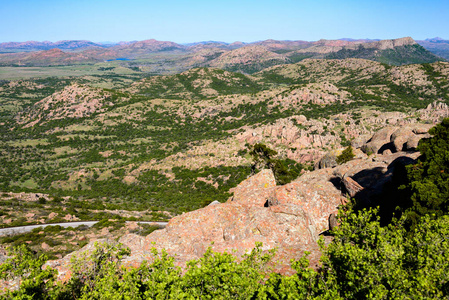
[1,0,447,43]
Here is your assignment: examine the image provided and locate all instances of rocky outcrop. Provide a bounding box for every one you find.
[367,37,416,50]
[362,127,397,154]
[48,168,346,277]
[332,151,420,206]
[417,101,449,124]
[17,84,113,127]
[362,124,432,154]
[120,168,345,274]
[47,149,422,278]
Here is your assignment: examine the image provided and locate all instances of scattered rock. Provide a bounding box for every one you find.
[48,212,58,219]
[126,222,139,231]
[25,213,36,221]
[63,214,79,221]
[41,242,51,251]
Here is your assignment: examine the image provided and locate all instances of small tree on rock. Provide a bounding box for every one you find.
[248,143,302,185]
[336,146,355,165]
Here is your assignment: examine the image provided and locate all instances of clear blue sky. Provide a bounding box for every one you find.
[0,0,447,43]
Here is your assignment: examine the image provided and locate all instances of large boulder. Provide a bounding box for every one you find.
[362,127,397,154]
[314,150,341,169]
[118,168,345,274]
[361,124,432,154]
[390,124,432,152]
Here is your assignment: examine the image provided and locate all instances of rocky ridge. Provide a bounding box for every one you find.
[0,37,442,69]
[17,84,114,127]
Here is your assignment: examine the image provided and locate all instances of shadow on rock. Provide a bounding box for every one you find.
[347,155,416,225]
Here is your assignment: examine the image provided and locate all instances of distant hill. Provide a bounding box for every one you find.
[203,37,442,73]
[207,45,291,73]
[0,48,101,66]
[270,37,441,66]
[0,37,443,70]
[323,37,442,65]
[417,37,449,60]
[0,40,106,52]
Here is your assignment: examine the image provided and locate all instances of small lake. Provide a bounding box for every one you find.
[106,58,131,61]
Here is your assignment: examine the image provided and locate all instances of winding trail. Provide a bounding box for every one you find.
[0,221,168,236]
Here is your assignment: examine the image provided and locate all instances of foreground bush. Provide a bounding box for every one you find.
[2,207,449,299]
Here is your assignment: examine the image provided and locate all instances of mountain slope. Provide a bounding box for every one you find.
[325,37,442,65]
[127,67,263,99]
[417,37,449,60]
[206,45,290,73]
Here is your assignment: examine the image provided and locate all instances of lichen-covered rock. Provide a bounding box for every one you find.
[229,169,276,207]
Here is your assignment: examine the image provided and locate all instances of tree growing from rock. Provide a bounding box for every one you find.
[248,143,302,185]
[336,145,355,165]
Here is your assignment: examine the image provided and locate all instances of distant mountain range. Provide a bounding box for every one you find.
[0,40,106,52]
[0,37,445,72]
[416,37,449,60]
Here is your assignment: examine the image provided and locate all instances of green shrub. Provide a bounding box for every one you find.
[248,143,302,185]
[403,118,449,226]
[336,145,355,164]
[0,245,57,299]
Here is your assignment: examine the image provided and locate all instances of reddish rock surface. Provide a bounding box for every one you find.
[116,168,344,274]
[48,168,344,277]
[342,176,364,198]
[362,124,432,154]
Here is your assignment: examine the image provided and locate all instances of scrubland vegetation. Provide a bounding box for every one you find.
[1,53,449,297]
[1,118,449,298]
[1,61,448,221]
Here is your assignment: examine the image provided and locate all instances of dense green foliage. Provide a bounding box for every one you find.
[0,245,57,298]
[404,118,449,224]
